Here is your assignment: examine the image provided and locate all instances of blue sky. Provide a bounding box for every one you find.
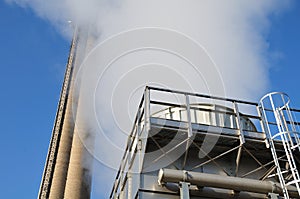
[0,1,299,199]
[0,1,69,198]
[267,3,300,103]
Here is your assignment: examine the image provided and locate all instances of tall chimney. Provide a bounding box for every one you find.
[38,27,94,199]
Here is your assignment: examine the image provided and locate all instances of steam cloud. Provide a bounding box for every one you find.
[6,0,292,197]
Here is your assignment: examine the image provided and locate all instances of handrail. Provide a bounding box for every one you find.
[147,86,259,106]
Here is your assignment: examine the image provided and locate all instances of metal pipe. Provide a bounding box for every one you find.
[158,168,300,198]
[163,183,268,199]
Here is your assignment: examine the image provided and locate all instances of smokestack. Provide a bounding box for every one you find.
[38,30,77,199]
[63,131,91,198]
[38,27,95,199]
[48,91,75,199]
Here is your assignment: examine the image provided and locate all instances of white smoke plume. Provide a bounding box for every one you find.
[5,0,290,98]
[6,0,292,198]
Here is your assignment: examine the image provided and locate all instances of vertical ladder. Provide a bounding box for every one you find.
[260,92,300,199]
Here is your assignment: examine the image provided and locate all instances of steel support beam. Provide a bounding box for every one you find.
[179,182,190,199]
[268,193,280,199]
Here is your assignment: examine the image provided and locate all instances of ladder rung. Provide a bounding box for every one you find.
[278,158,288,162]
[285,179,300,187]
[290,167,298,172]
[271,131,290,140]
[291,144,300,150]
[268,170,289,178]
[280,170,289,175]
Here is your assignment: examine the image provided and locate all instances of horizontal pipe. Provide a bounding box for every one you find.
[163,183,268,199]
[158,168,300,198]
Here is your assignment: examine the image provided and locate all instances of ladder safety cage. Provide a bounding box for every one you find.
[259,92,300,199]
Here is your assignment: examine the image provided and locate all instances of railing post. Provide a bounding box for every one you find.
[144,87,151,132]
[256,105,269,148]
[185,95,193,138]
[233,102,245,176]
[233,102,245,144]
[137,108,141,136]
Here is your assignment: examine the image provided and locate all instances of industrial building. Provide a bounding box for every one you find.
[110,87,300,199]
[38,28,300,199]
